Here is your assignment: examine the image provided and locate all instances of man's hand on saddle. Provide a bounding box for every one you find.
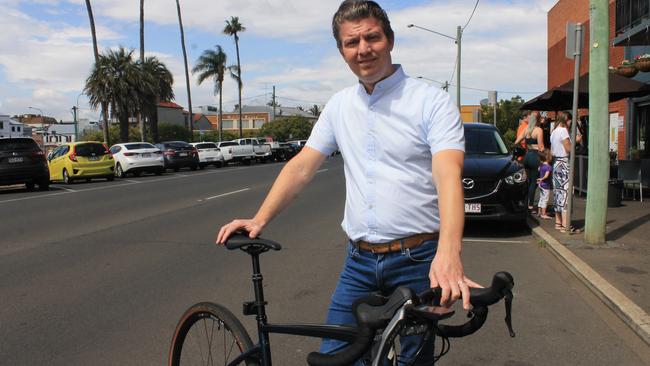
[429,249,483,311]
[216,219,265,245]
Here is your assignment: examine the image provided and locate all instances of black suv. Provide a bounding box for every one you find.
[0,138,50,190]
[462,123,527,224]
[155,141,199,172]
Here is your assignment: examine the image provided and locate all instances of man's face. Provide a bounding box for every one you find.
[338,17,394,91]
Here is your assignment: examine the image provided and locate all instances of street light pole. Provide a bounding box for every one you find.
[407,23,462,110]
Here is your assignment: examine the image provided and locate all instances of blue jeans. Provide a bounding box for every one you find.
[320,239,438,365]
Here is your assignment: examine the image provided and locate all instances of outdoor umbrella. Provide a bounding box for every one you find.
[521,72,650,110]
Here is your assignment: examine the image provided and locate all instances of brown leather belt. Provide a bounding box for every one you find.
[354,233,439,254]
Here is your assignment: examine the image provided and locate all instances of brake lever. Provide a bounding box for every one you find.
[504,290,515,337]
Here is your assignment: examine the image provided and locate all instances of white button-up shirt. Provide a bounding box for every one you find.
[306,66,464,243]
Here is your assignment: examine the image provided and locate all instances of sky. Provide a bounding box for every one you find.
[0,0,558,122]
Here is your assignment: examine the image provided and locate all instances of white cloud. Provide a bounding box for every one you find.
[0,0,558,121]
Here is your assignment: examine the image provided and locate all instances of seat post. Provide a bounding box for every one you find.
[250,252,272,365]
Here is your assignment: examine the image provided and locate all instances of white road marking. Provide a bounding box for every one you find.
[0,162,290,205]
[316,169,329,174]
[463,238,529,244]
[205,188,250,200]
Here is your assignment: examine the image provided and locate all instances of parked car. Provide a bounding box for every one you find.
[155,141,199,172]
[190,142,225,168]
[462,123,528,225]
[109,142,164,177]
[216,141,238,164]
[47,141,114,184]
[286,139,307,152]
[232,138,273,163]
[0,137,50,190]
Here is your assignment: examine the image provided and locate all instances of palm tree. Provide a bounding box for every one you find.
[192,46,227,141]
[138,0,145,141]
[85,47,155,143]
[175,0,193,140]
[223,16,246,138]
[84,0,109,145]
[309,104,321,117]
[140,56,174,143]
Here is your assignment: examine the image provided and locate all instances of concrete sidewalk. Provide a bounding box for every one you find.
[529,195,650,346]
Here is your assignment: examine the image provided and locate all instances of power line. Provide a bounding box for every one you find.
[418,77,542,94]
[463,0,480,31]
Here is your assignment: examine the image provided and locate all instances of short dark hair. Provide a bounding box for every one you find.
[332,0,394,49]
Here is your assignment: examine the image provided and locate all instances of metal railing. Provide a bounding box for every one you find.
[616,0,650,35]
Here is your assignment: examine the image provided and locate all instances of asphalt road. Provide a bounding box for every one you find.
[0,156,648,365]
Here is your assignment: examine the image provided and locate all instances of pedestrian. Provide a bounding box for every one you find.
[515,111,530,150]
[514,110,545,213]
[550,111,580,233]
[536,149,553,219]
[216,1,480,364]
[540,112,551,148]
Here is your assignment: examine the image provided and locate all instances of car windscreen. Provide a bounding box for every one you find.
[0,138,39,151]
[75,143,107,156]
[196,143,217,149]
[465,128,509,155]
[125,143,155,150]
[166,142,190,149]
[219,142,237,147]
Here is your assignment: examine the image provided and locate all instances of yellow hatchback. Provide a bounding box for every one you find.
[47,141,115,184]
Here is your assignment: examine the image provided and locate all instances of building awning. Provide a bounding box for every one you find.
[522,72,650,111]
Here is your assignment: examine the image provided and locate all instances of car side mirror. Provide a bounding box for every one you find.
[512,146,526,159]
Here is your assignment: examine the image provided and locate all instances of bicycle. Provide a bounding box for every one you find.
[168,234,516,366]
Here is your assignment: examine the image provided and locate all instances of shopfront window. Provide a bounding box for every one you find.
[635,104,650,158]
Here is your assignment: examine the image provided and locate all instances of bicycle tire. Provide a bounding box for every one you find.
[169,302,258,366]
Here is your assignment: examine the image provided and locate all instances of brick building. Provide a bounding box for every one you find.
[548,0,650,159]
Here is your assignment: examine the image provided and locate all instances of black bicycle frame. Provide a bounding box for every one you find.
[226,252,360,366]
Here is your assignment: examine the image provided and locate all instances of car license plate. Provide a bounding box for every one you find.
[179,152,188,157]
[89,156,100,161]
[205,157,214,161]
[142,153,151,158]
[8,157,24,163]
[464,203,481,213]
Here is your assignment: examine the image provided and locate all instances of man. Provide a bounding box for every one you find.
[516,111,530,150]
[217,1,479,363]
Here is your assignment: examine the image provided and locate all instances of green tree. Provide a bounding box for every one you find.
[84,47,155,143]
[193,45,228,141]
[84,0,109,144]
[480,95,525,136]
[176,0,193,139]
[259,116,313,141]
[140,56,174,143]
[158,123,190,142]
[223,16,246,138]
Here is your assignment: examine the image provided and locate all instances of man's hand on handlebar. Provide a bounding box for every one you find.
[429,249,483,311]
[216,218,265,244]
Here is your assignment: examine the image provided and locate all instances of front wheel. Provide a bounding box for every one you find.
[169,302,258,366]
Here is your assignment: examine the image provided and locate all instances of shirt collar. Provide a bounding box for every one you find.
[357,64,406,98]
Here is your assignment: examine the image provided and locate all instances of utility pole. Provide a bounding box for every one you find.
[272,86,276,121]
[585,0,609,243]
[72,106,78,141]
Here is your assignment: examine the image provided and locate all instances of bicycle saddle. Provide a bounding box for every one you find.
[225,233,282,252]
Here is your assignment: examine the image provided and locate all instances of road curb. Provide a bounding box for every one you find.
[529,220,650,346]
